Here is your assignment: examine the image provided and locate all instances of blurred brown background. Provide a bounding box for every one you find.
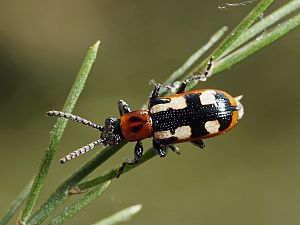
[1,1,300,225]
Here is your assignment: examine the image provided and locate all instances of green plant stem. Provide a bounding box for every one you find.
[164,26,228,85]
[91,204,142,225]
[27,142,126,225]
[78,149,156,191]
[213,12,300,74]
[193,0,274,74]
[222,0,300,57]
[46,181,111,225]
[0,180,33,225]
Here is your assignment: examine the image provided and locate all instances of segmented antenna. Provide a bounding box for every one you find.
[60,139,104,164]
[47,110,103,130]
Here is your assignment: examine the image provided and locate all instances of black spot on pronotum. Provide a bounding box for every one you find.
[131,124,143,133]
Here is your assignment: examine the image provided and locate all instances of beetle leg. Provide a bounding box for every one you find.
[132,141,144,162]
[176,57,214,94]
[190,139,205,149]
[117,141,143,177]
[148,83,161,109]
[149,84,161,102]
[118,100,131,116]
[152,139,167,157]
[168,145,181,155]
[149,79,179,94]
[148,84,171,109]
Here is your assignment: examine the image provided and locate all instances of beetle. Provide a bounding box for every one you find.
[47,58,244,176]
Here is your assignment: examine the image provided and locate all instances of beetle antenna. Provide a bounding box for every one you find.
[47,110,103,131]
[60,139,105,164]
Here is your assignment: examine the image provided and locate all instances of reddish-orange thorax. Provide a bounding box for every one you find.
[120,110,153,142]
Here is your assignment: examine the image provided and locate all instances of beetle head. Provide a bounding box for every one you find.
[101,117,122,146]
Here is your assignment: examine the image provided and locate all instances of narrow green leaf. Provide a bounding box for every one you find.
[78,149,156,191]
[46,181,111,225]
[193,0,274,74]
[0,180,33,225]
[91,205,142,225]
[213,12,300,74]
[20,41,101,224]
[222,0,300,57]
[164,26,228,85]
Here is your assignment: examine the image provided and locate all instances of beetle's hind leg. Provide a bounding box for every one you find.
[168,145,181,155]
[191,139,205,149]
[117,141,144,177]
[176,57,214,94]
[152,138,181,156]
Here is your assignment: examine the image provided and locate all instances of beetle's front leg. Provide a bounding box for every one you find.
[118,100,131,116]
[117,141,144,177]
[176,57,214,94]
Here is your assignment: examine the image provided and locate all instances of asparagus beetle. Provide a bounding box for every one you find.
[47,58,244,176]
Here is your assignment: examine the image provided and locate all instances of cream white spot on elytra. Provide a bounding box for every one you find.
[204,120,220,134]
[154,130,172,139]
[175,126,192,139]
[150,96,187,113]
[154,126,192,140]
[200,90,216,105]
